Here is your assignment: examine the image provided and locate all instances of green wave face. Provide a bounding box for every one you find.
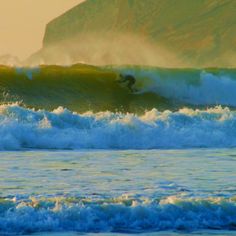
[1,64,236,112]
[0,64,170,113]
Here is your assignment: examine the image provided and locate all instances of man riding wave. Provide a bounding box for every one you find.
[118,74,137,92]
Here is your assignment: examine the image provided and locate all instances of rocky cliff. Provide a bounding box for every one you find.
[29,0,236,67]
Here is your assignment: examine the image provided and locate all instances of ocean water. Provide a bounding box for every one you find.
[1,65,236,235]
[1,149,236,235]
[1,104,236,150]
[1,65,236,112]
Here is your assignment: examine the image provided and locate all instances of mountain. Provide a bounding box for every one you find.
[29,0,236,67]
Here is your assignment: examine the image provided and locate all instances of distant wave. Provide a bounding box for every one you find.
[1,104,236,150]
[1,195,236,234]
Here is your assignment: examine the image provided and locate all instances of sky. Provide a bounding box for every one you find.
[0,0,85,60]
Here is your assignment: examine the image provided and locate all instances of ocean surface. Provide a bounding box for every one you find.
[0,149,236,235]
[1,65,236,235]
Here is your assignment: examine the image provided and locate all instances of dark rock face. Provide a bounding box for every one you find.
[30,0,236,67]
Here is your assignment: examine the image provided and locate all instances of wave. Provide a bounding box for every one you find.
[117,66,236,107]
[0,195,236,234]
[1,64,236,112]
[0,104,236,150]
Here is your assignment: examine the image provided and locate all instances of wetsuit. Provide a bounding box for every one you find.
[119,74,136,92]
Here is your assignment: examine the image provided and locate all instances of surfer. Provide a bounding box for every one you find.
[118,74,136,92]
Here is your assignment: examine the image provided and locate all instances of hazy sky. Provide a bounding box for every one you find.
[0,0,85,60]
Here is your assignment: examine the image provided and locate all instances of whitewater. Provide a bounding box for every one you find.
[1,64,236,235]
[1,103,236,150]
[1,149,236,236]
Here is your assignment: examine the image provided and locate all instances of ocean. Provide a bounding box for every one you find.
[1,149,236,235]
[0,64,236,235]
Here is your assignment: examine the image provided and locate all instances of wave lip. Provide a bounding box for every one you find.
[0,195,236,234]
[0,104,236,150]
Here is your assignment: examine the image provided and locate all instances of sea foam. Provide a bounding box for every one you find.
[0,195,236,234]
[0,104,235,150]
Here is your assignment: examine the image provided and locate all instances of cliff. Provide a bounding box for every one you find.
[29,0,236,67]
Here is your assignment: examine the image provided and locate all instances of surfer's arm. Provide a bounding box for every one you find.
[118,75,126,83]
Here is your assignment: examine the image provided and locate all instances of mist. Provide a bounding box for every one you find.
[26,33,185,67]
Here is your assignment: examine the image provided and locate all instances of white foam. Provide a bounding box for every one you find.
[0,104,236,150]
[0,195,236,234]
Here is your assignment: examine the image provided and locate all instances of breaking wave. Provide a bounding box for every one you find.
[118,67,236,106]
[1,64,236,112]
[0,195,236,234]
[0,104,236,150]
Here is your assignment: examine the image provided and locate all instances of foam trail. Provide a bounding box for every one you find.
[0,104,236,150]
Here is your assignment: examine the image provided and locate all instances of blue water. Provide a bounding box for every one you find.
[2,104,236,150]
[2,65,236,236]
[1,149,236,235]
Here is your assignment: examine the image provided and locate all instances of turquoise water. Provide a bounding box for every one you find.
[1,149,236,235]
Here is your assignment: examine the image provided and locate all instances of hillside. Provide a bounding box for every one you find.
[29,0,236,67]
